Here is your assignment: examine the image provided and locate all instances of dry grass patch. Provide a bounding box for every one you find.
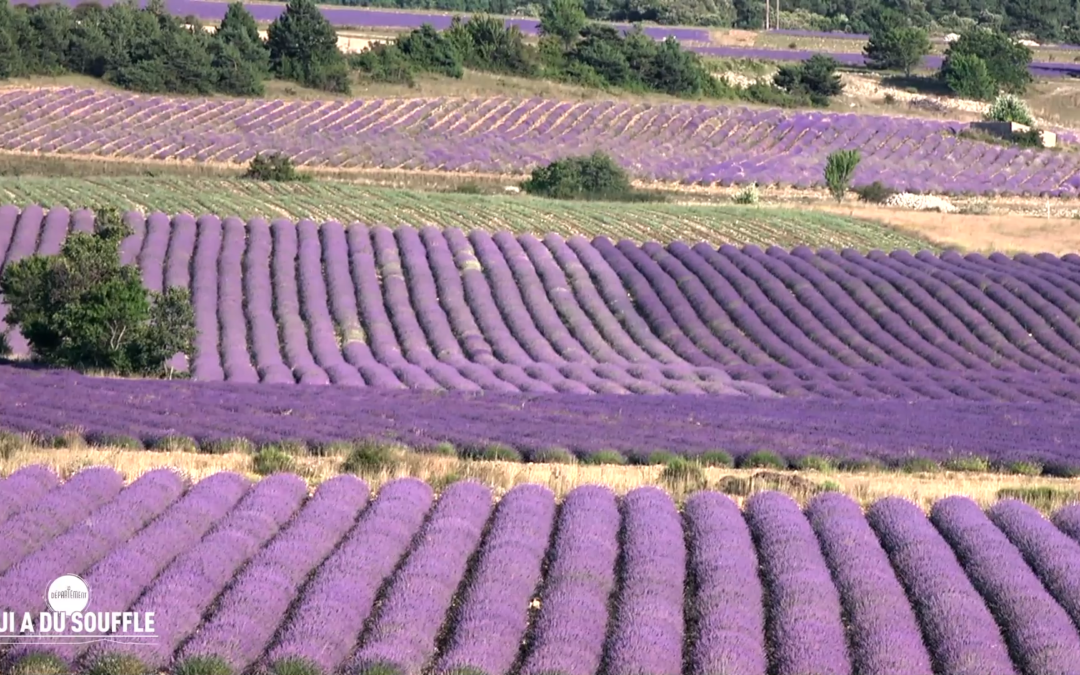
[3,447,1078,513]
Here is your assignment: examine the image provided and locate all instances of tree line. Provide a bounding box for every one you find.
[272,0,1080,42]
[353,0,847,104]
[0,0,351,95]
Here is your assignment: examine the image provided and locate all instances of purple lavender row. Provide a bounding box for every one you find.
[395,226,514,392]
[265,478,435,673]
[805,492,933,675]
[975,252,1080,352]
[923,251,1080,368]
[34,206,70,257]
[86,473,309,671]
[420,226,550,393]
[727,246,887,374]
[70,208,94,234]
[26,471,251,667]
[244,218,292,384]
[519,485,620,675]
[603,487,686,675]
[218,216,259,383]
[319,221,401,388]
[0,466,123,574]
[296,219,365,386]
[989,500,1080,634]
[432,484,556,675]
[866,497,1017,675]
[163,213,197,290]
[372,225,478,390]
[683,491,767,675]
[0,469,183,615]
[345,481,494,675]
[348,224,442,390]
[860,250,1046,371]
[176,475,371,672]
[743,491,851,675]
[930,496,1080,675]
[0,204,43,356]
[138,212,170,294]
[117,210,146,267]
[0,464,59,523]
[1053,505,1080,543]
[191,215,225,381]
[271,218,330,385]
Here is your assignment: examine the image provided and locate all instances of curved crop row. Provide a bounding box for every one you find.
[4,210,1080,405]
[3,467,1080,675]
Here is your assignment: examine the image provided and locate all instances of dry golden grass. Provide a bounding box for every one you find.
[3,446,1077,514]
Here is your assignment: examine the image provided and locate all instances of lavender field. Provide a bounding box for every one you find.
[4,89,1080,196]
[2,466,1080,675]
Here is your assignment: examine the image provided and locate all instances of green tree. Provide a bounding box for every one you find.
[266,0,350,92]
[984,93,1035,125]
[939,27,1032,95]
[824,149,861,203]
[774,53,843,104]
[521,151,634,200]
[216,2,269,76]
[0,208,195,376]
[540,0,586,49]
[941,51,997,99]
[864,25,931,75]
[395,23,462,78]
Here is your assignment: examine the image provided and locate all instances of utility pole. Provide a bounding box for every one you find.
[765,0,769,30]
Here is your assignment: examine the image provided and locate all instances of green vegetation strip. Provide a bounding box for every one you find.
[0,177,936,250]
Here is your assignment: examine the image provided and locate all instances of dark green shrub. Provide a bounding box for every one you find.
[659,457,706,490]
[266,0,350,93]
[173,655,235,675]
[774,54,844,104]
[253,447,295,476]
[521,152,634,201]
[350,43,415,85]
[697,450,735,467]
[50,429,87,449]
[429,441,458,457]
[152,435,199,453]
[854,181,896,203]
[395,24,462,78]
[580,449,627,465]
[342,440,401,474]
[0,208,195,377]
[11,653,72,675]
[1043,462,1080,479]
[85,653,150,675]
[819,479,843,493]
[997,486,1079,512]
[270,658,325,675]
[243,152,309,182]
[942,454,991,472]
[793,454,836,471]
[739,450,788,469]
[1003,460,1044,476]
[643,450,678,466]
[939,27,1032,96]
[532,446,577,463]
[201,436,255,455]
[942,52,997,100]
[837,456,886,472]
[864,25,931,75]
[900,457,941,473]
[267,438,309,456]
[86,432,144,450]
[462,442,522,462]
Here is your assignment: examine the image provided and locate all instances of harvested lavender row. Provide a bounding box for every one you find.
[82,473,308,671]
[805,492,933,675]
[265,478,435,673]
[683,491,767,675]
[518,485,621,675]
[0,464,59,523]
[0,469,184,615]
[930,497,1080,675]
[345,481,494,675]
[602,487,686,675]
[989,500,1080,637]
[11,472,252,668]
[175,475,371,672]
[0,466,123,574]
[867,497,1017,675]
[432,483,557,675]
[744,491,851,675]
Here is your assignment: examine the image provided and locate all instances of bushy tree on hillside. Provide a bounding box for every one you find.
[824,149,861,202]
[939,27,1032,96]
[267,0,350,92]
[942,52,997,99]
[540,0,587,49]
[0,208,195,376]
[216,1,270,77]
[395,24,462,78]
[864,24,931,75]
[521,152,645,200]
[774,53,844,104]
